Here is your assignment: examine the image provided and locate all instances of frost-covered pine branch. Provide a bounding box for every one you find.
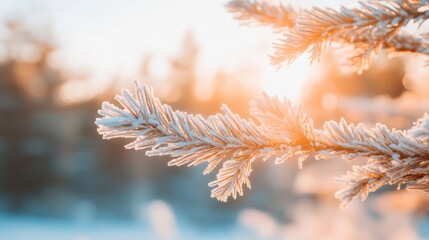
[96,82,429,207]
[252,94,429,206]
[227,0,429,71]
[272,0,429,71]
[96,81,301,202]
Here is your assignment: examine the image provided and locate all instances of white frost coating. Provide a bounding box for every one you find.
[96,81,429,207]
[271,0,429,71]
[409,113,429,142]
[96,81,300,202]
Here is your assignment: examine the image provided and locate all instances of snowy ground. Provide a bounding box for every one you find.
[0,214,249,240]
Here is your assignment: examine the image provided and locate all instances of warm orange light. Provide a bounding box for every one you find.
[261,55,311,102]
[193,80,214,102]
[322,93,338,110]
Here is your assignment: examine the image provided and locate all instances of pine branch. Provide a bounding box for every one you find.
[226,0,429,72]
[335,163,389,208]
[251,94,429,206]
[382,32,429,54]
[96,82,429,207]
[96,81,293,202]
[271,0,429,71]
[225,0,297,28]
[336,157,429,207]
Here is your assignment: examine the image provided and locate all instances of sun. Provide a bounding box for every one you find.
[260,55,312,102]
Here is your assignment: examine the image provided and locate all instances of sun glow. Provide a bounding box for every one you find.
[261,55,312,102]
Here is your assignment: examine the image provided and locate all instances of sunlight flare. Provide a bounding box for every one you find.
[261,55,311,101]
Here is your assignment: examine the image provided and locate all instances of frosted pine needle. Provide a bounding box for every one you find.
[226,0,297,28]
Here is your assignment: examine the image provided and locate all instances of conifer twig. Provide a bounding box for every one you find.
[96,82,429,206]
[96,81,299,202]
[227,0,429,71]
[271,0,429,71]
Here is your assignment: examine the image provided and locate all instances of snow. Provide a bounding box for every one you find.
[0,214,249,240]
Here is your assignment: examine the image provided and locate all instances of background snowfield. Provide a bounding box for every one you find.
[0,214,253,240]
[1,0,429,239]
[1,213,429,240]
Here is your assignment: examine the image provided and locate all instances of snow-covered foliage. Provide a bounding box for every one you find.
[275,0,429,71]
[96,82,282,202]
[96,82,429,207]
[227,0,429,71]
[96,0,429,207]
